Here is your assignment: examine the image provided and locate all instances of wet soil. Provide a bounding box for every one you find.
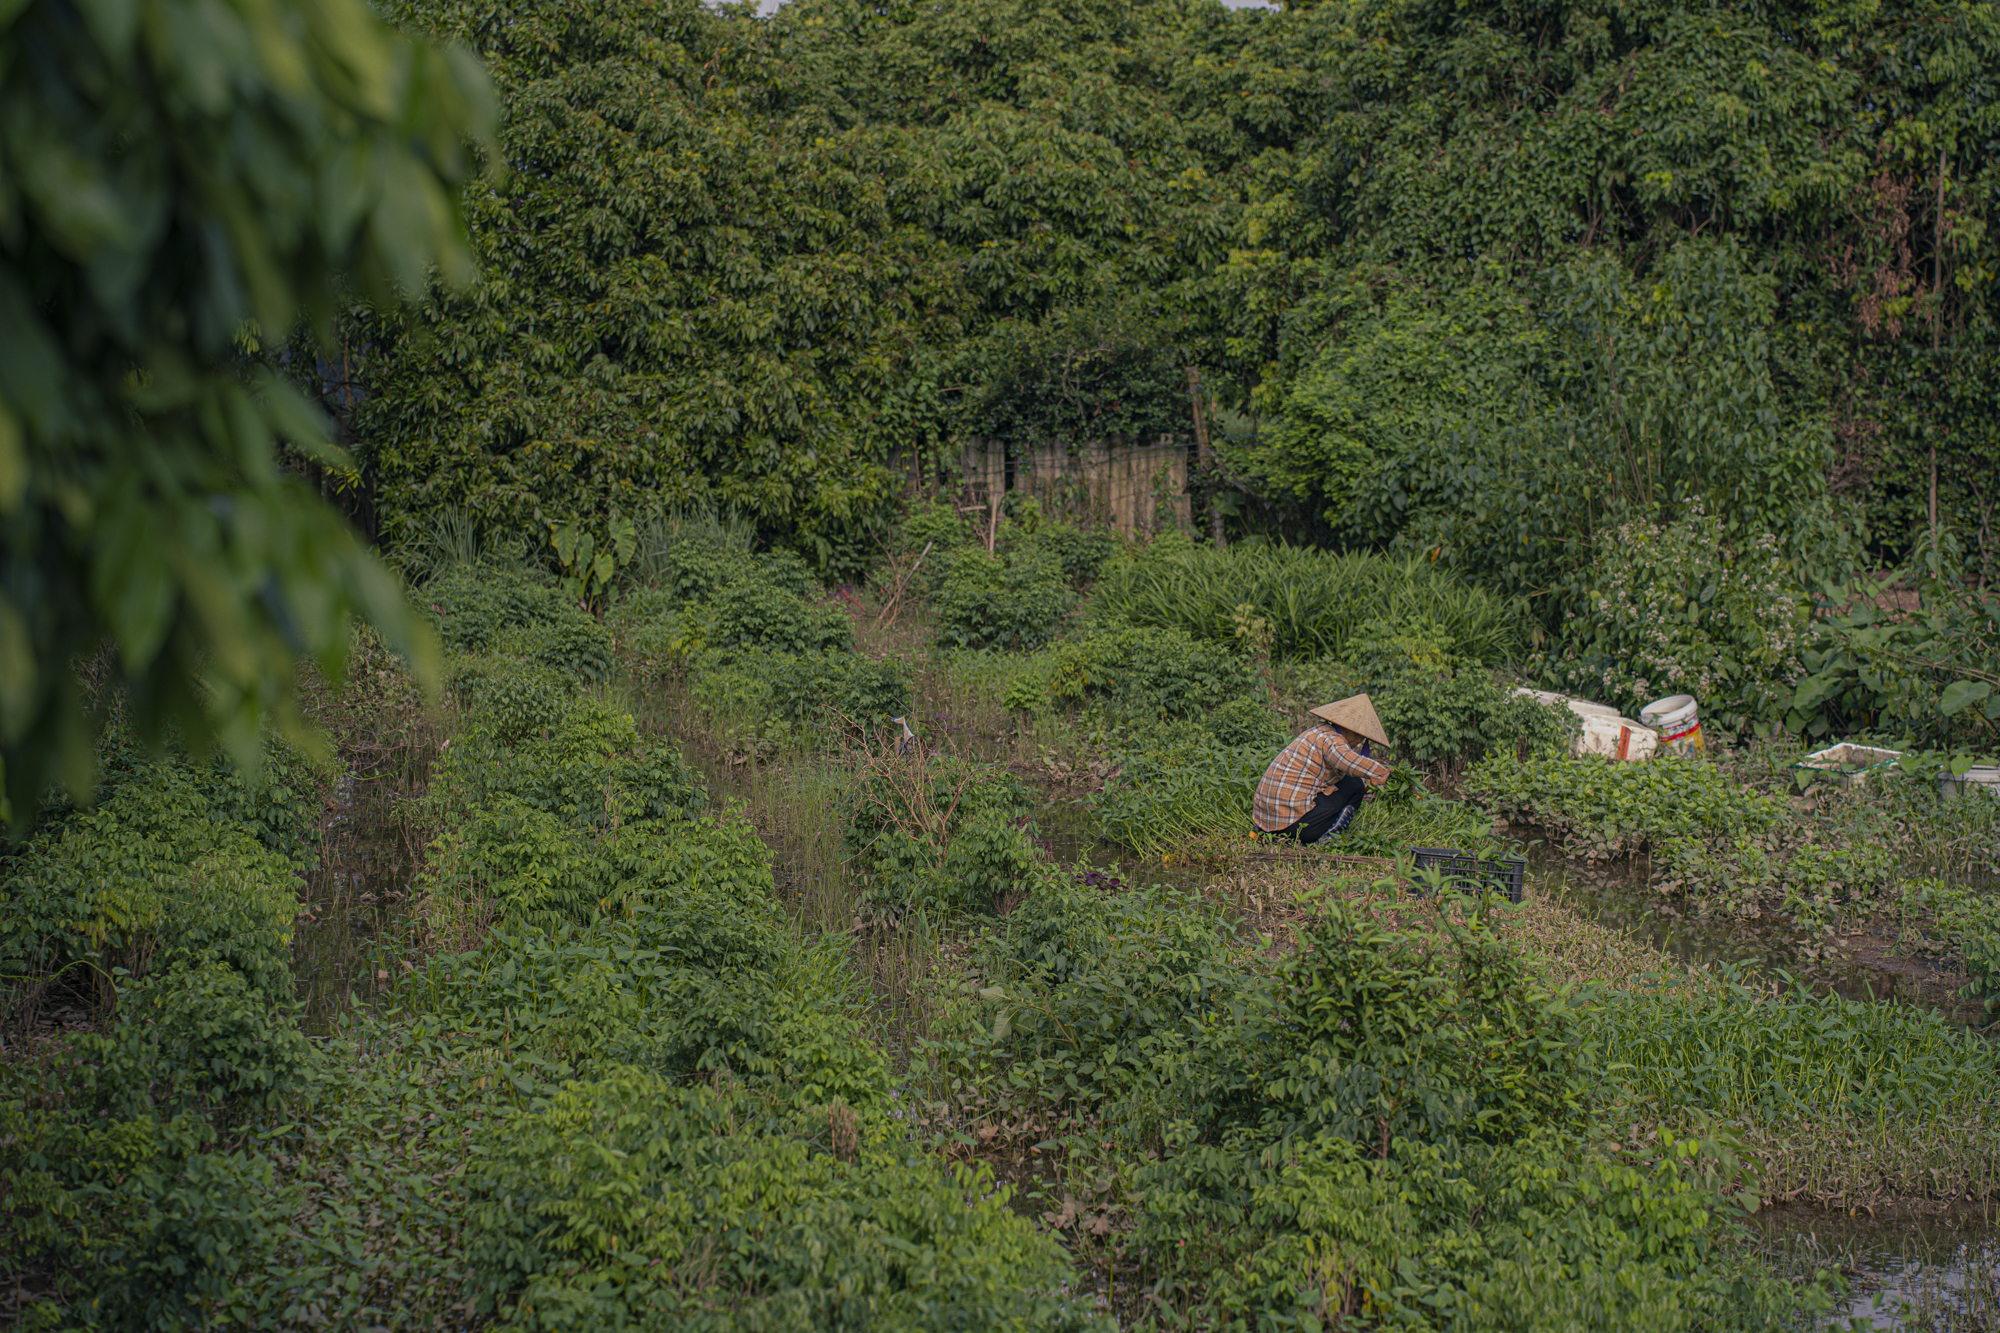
[1522,835,1991,1023]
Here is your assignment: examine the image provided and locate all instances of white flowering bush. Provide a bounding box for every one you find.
[1542,504,1811,728]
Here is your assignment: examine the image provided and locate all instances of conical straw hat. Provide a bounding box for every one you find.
[1309,693,1388,747]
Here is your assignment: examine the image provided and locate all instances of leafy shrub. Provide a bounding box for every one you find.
[0,767,300,1008]
[898,498,980,567]
[933,546,1075,651]
[447,657,575,742]
[1467,752,1899,917]
[1005,626,1258,720]
[191,738,331,861]
[842,755,1042,913]
[689,647,911,756]
[1467,753,1783,860]
[1094,543,1523,663]
[422,568,571,652]
[424,826,885,1101]
[1016,521,1121,587]
[1089,728,1270,854]
[703,579,853,655]
[1132,903,1811,1326]
[417,797,598,933]
[1204,696,1293,749]
[940,873,1242,1116]
[626,505,758,590]
[0,1089,289,1333]
[89,961,319,1117]
[433,695,706,832]
[462,1073,1100,1332]
[1544,504,1811,728]
[1787,553,2000,748]
[1293,643,1580,773]
[1,966,308,1328]
[522,613,616,684]
[642,538,819,605]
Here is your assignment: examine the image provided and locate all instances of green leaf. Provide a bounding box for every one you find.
[1939,679,1992,716]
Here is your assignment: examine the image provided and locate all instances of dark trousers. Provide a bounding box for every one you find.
[1272,775,1366,845]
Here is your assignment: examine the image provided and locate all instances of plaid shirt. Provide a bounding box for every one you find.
[1253,725,1390,832]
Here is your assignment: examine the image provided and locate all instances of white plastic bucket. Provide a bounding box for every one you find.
[1640,695,1703,756]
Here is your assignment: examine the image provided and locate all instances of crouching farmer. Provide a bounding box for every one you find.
[1254,694,1390,845]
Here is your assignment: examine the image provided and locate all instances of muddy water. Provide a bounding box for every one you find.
[1752,1206,2000,1329]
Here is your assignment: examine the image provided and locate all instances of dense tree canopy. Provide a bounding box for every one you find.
[358,0,1997,595]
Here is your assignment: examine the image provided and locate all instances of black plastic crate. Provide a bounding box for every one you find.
[1409,848,1525,904]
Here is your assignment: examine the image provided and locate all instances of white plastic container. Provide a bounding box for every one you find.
[1640,695,1704,756]
[1939,765,2000,799]
[1794,743,1902,788]
[1510,689,1657,761]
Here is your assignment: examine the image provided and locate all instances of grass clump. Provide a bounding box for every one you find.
[1585,973,2000,1207]
[1094,541,1524,663]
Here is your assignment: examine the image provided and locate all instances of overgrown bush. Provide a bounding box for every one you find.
[422,568,572,653]
[88,961,320,1118]
[1,767,302,1011]
[689,647,911,757]
[1543,504,1811,729]
[943,872,1242,1116]
[0,962,312,1328]
[1003,625,1259,720]
[432,694,706,830]
[421,832,883,1101]
[448,657,576,743]
[1787,545,2000,750]
[0,1083,290,1332]
[462,1073,1101,1332]
[703,579,853,655]
[1015,520,1121,588]
[1291,634,1579,774]
[631,530,818,606]
[932,546,1076,651]
[1467,751,1904,919]
[898,498,980,572]
[1132,902,1817,1326]
[842,754,1042,914]
[1467,753,1782,860]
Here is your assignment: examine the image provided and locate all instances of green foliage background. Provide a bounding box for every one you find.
[343,0,1998,597]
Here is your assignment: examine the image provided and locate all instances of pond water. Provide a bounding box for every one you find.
[1753,1205,2000,1329]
